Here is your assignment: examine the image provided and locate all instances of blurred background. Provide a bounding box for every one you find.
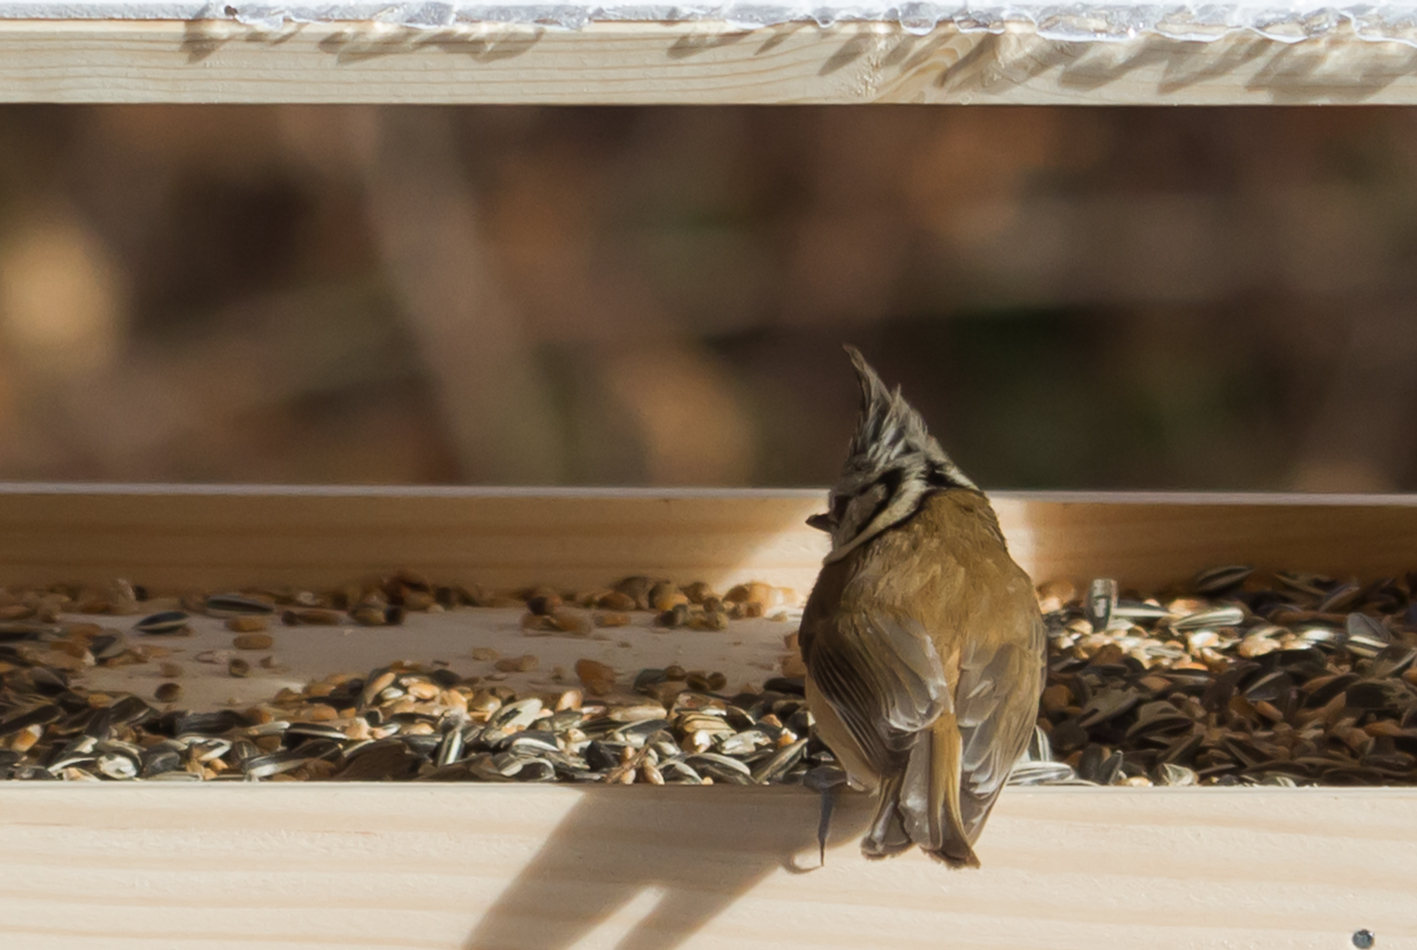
[0,105,1413,491]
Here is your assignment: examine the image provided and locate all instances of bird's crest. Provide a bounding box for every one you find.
[809,346,975,563]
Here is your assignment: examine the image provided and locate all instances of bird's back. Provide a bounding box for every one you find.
[802,488,1044,865]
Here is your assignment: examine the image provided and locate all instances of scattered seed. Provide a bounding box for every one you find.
[233,633,275,650]
[2,567,1414,792]
[613,576,655,611]
[494,654,538,673]
[596,591,637,612]
[350,605,388,626]
[650,582,687,612]
[134,611,190,635]
[550,609,591,636]
[205,595,276,618]
[282,608,341,626]
[525,589,561,616]
[575,658,617,696]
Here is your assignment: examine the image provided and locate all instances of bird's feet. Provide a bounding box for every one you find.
[803,765,848,867]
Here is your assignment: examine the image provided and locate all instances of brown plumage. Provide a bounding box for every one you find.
[800,347,1044,868]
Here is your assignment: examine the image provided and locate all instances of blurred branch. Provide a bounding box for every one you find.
[343,106,565,484]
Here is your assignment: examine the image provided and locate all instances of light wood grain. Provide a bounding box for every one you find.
[0,783,1411,949]
[3,490,1414,948]
[1,486,1415,592]
[0,18,1413,104]
[0,487,829,591]
[995,492,1417,590]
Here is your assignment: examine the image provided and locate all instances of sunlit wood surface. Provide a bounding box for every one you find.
[0,19,1414,104]
[0,783,1411,949]
[2,488,1415,946]
[0,486,1414,591]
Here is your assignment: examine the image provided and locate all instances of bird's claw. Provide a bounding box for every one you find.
[804,765,848,867]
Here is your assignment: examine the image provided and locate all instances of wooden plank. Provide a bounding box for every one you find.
[4,491,1414,948]
[997,492,1417,591]
[1,486,1415,593]
[0,487,829,592]
[0,783,1411,948]
[0,18,1412,104]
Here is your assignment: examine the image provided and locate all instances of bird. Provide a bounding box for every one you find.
[799,346,1044,868]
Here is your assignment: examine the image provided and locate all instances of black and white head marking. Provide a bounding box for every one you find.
[808,346,976,563]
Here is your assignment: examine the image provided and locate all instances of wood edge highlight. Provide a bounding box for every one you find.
[0,782,1412,950]
[0,488,1414,591]
[0,19,1409,104]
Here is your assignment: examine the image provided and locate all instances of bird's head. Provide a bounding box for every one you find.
[808,346,975,563]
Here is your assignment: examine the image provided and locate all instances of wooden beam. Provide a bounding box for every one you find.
[1,487,1415,592]
[0,487,830,592]
[3,490,1413,947]
[0,18,1413,104]
[996,492,1417,591]
[0,783,1411,948]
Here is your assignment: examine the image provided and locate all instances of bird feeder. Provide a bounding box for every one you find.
[1,5,1416,948]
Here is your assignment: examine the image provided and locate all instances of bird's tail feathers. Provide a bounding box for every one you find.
[861,772,911,859]
[868,715,980,868]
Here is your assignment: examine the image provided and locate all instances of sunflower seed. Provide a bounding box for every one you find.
[205,595,276,618]
[134,611,190,635]
[1085,579,1118,631]
[1193,565,1254,594]
[1171,606,1246,631]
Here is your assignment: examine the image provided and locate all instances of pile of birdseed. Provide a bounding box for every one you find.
[1038,568,1417,786]
[0,566,1414,786]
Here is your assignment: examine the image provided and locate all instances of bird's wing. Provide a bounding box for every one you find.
[802,603,950,772]
[953,609,1045,842]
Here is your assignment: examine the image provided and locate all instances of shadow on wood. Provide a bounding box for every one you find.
[2,785,1416,947]
[462,785,874,950]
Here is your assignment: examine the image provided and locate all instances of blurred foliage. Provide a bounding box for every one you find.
[0,104,1412,490]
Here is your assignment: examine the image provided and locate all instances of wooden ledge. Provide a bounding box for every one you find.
[0,18,1413,103]
[0,784,1412,948]
[1,486,1414,591]
[3,490,1414,946]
